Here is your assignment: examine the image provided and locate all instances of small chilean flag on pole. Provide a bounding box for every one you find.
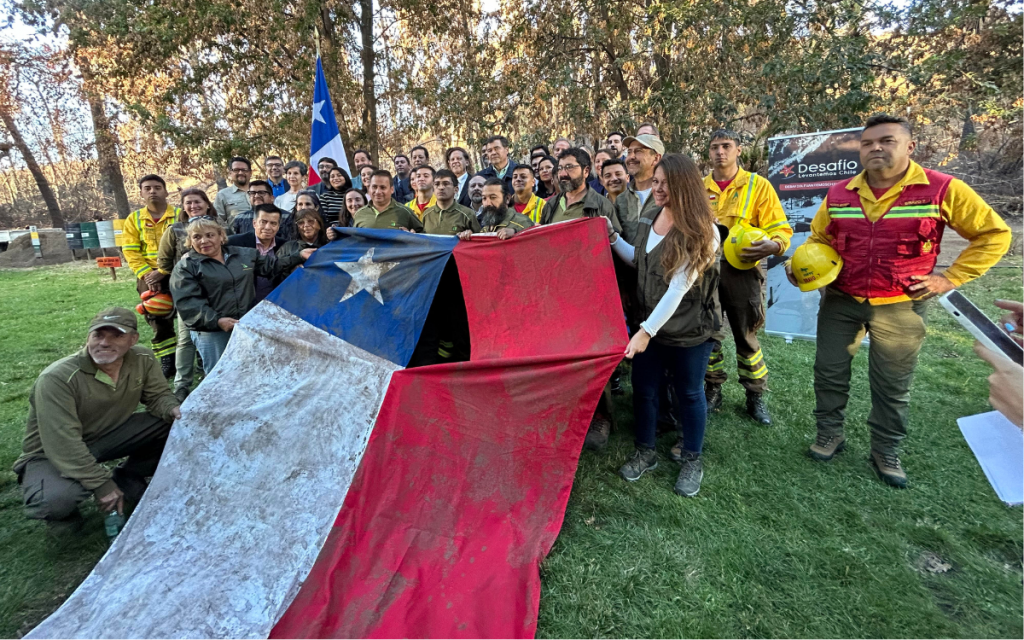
[308,56,350,186]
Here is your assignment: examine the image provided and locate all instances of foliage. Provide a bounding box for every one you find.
[0,0,1019,226]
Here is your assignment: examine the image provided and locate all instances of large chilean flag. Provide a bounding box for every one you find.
[308,56,350,186]
[27,219,625,639]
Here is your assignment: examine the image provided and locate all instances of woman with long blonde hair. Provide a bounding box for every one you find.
[607,153,723,497]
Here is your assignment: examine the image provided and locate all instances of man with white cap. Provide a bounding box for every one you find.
[12,307,181,531]
[617,133,665,244]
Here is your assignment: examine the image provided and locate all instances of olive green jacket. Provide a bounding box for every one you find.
[13,346,179,498]
[353,199,425,232]
[422,202,482,235]
[540,186,621,234]
[614,185,660,245]
[481,209,535,233]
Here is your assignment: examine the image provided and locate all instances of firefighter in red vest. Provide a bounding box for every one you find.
[786,114,1011,487]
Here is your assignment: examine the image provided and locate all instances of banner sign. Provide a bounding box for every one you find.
[764,128,862,341]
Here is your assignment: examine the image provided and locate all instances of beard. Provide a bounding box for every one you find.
[559,175,584,193]
[480,205,505,230]
[88,346,121,365]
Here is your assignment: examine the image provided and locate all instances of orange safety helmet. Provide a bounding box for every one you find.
[136,290,174,316]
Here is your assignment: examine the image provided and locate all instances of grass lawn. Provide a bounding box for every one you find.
[1,260,1022,638]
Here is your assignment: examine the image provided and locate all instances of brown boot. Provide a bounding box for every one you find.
[871,450,908,488]
[808,432,845,461]
[583,414,611,451]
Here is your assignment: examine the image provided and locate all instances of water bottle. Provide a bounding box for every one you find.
[104,510,125,540]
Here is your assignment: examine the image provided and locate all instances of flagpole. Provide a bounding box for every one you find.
[314,26,321,59]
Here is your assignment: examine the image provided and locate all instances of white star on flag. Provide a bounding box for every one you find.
[335,248,399,305]
[312,100,326,124]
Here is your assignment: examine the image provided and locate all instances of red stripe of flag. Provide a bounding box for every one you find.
[271,220,626,638]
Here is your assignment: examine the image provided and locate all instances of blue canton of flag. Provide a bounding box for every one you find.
[309,57,350,183]
[267,229,458,366]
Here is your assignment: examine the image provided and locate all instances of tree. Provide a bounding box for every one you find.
[0,43,64,227]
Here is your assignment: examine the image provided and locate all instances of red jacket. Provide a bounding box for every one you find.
[826,168,953,299]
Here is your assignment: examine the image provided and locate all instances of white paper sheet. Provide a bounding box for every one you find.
[957,411,1024,506]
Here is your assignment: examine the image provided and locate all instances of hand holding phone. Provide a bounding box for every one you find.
[939,291,1024,366]
[994,299,1024,347]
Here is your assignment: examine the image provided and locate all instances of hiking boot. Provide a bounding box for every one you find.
[674,453,704,497]
[745,390,772,425]
[174,387,190,405]
[619,447,658,482]
[610,370,624,396]
[583,415,611,451]
[160,355,176,381]
[809,432,846,461]
[871,450,908,488]
[705,383,723,414]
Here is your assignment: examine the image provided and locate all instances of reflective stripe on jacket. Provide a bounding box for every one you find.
[122,206,181,277]
[826,168,952,299]
[807,161,1012,304]
[704,168,792,252]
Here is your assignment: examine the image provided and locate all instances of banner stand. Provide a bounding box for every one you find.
[764,128,862,342]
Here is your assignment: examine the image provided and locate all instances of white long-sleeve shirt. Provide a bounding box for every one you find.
[612,229,720,337]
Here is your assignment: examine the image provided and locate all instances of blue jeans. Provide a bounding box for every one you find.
[632,339,714,453]
[190,330,232,374]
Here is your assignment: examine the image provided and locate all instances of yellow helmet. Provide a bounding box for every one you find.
[790,243,843,292]
[723,222,769,270]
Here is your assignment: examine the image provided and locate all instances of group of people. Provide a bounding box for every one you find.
[12,114,1017,534]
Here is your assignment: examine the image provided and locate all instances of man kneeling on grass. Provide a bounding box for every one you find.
[12,308,181,533]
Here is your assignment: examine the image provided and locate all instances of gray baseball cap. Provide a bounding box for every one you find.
[622,134,665,156]
[89,307,138,333]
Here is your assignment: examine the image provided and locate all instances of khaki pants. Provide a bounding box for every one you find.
[173,312,198,394]
[813,288,930,454]
[136,278,177,359]
[18,413,172,521]
[705,261,767,393]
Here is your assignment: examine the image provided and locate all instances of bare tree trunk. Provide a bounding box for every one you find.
[0,111,64,228]
[81,71,132,219]
[959,104,976,153]
[359,0,380,163]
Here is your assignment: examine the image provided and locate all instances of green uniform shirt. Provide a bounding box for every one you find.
[482,208,535,233]
[540,186,622,233]
[422,201,482,235]
[353,199,425,232]
[614,185,661,245]
[13,345,180,496]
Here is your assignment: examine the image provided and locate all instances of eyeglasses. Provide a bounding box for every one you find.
[231,167,252,173]
[247,191,272,197]
[557,164,581,173]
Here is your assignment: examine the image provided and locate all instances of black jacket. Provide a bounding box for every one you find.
[229,209,295,241]
[478,159,518,196]
[276,240,322,278]
[456,174,473,208]
[393,175,414,203]
[227,232,261,250]
[226,233,289,301]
